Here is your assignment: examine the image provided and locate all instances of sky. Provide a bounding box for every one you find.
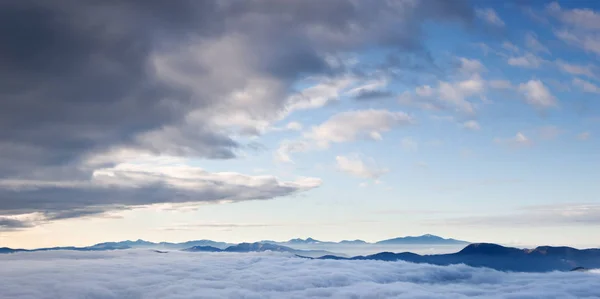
[0,0,599,249]
[2,250,600,298]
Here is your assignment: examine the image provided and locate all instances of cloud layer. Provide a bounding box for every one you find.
[1,250,599,299]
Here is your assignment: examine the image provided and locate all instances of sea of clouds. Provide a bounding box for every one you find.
[1,250,599,299]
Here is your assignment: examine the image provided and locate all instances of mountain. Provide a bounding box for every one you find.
[224,242,296,252]
[339,239,368,244]
[316,243,600,272]
[376,234,468,245]
[158,240,231,249]
[181,242,343,258]
[283,237,332,245]
[182,246,223,252]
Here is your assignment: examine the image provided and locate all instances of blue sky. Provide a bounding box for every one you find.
[1,0,599,248]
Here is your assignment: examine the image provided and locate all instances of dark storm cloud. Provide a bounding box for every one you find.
[0,0,235,179]
[0,0,473,220]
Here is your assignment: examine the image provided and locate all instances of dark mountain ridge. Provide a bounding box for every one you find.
[316,242,600,272]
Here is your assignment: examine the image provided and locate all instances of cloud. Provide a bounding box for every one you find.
[335,155,388,179]
[353,90,395,101]
[518,80,558,109]
[286,122,304,131]
[400,75,485,114]
[0,217,33,231]
[556,60,596,78]
[306,109,413,148]
[554,29,600,56]
[547,1,600,31]
[536,125,564,140]
[507,53,545,68]
[476,8,505,27]
[400,137,419,152]
[573,78,600,93]
[0,0,473,221]
[0,157,321,220]
[494,132,532,147]
[502,41,520,53]
[275,140,311,163]
[436,203,600,228]
[462,120,481,131]
[525,32,551,54]
[457,57,485,74]
[1,250,600,299]
[577,132,591,141]
[489,80,513,89]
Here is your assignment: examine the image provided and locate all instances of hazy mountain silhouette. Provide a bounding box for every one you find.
[0,234,466,254]
[376,234,468,245]
[182,242,341,258]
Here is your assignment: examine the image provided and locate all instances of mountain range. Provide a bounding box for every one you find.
[264,234,469,246]
[2,236,599,272]
[315,243,600,272]
[183,242,338,258]
[0,234,469,254]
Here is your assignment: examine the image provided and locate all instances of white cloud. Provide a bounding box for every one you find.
[508,53,544,68]
[345,78,388,97]
[1,250,600,299]
[275,140,311,163]
[554,29,600,56]
[556,60,596,78]
[548,2,600,31]
[457,57,485,74]
[502,41,520,53]
[489,80,513,89]
[415,85,434,97]
[335,155,388,179]
[402,76,485,114]
[494,132,532,147]
[518,80,558,109]
[286,122,303,131]
[573,78,600,93]
[400,137,419,152]
[285,77,356,113]
[276,110,413,163]
[306,110,413,148]
[525,32,551,54]
[476,8,505,27]
[462,120,481,131]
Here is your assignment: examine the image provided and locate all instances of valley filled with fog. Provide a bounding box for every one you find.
[1,250,599,299]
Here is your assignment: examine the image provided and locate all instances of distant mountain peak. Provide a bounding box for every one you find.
[376,234,468,245]
[287,237,322,244]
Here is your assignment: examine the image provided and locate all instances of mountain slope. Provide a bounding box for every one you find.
[316,243,600,272]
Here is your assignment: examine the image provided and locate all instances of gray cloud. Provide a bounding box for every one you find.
[0,0,472,178]
[0,0,473,221]
[0,165,321,218]
[0,217,33,231]
[0,250,599,298]
[353,90,395,101]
